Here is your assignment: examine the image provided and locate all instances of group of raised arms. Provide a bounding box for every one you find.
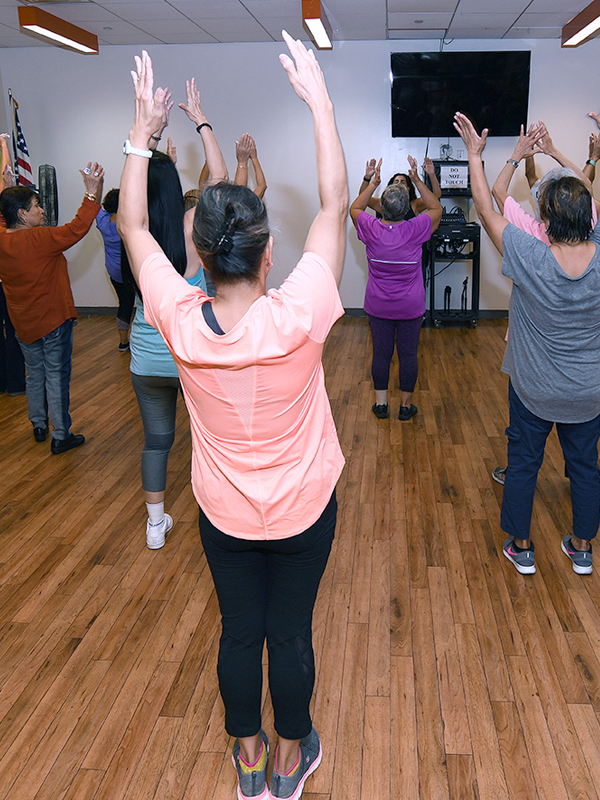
[2,31,600,800]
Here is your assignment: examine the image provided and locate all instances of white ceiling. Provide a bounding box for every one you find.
[0,0,589,48]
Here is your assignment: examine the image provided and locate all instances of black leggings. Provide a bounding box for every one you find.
[199,491,337,740]
[110,278,135,329]
[368,314,423,392]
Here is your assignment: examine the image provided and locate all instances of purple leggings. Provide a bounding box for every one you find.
[368,314,423,392]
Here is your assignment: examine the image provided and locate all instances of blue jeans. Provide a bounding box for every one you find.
[17,319,73,440]
[501,382,600,542]
[130,373,180,493]
[199,491,337,740]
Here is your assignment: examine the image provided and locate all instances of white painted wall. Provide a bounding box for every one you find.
[1,36,599,310]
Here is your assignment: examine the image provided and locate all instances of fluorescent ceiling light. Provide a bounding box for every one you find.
[562,0,600,47]
[18,5,99,54]
[302,0,332,49]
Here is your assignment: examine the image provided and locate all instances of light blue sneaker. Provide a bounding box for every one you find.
[231,729,269,800]
[270,727,322,800]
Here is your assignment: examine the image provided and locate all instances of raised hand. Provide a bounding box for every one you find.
[407,154,419,184]
[371,159,382,187]
[511,122,544,161]
[2,164,14,187]
[151,90,173,142]
[589,111,600,130]
[423,156,435,175]
[130,51,168,148]
[247,135,258,159]
[80,161,104,199]
[279,29,329,110]
[453,112,488,155]
[236,133,253,164]
[589,132,600,162]
[364,158,382,182]
[179,78,208,127]
[167,136,177,164]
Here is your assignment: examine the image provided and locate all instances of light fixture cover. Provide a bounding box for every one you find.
[18,5,99,54]
[562,0,600,46]
[302,0,332,50]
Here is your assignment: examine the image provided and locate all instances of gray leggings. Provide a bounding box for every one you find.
[131,373,180,493]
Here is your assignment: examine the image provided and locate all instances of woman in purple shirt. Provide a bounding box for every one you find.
[350,156,442,420]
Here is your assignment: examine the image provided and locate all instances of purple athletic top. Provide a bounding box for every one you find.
[356,211,432,319]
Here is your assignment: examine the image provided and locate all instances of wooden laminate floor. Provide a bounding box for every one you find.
[1,315,600,800]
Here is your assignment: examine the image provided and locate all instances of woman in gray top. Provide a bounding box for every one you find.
[454,112,600,577]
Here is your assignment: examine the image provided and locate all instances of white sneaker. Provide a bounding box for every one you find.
[146,513,173,550]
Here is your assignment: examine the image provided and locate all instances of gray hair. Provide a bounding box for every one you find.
[532,167,579,219]
[381,185,410,222]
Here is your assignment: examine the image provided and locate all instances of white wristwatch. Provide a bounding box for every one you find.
[123,139,152,158]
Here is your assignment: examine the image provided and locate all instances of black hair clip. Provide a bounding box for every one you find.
[213,216,235,254]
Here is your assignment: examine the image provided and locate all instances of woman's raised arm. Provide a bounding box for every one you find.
[350,160,381,227]
[453,112,508,254]
[180,79,228,183]
[117,51,169,280]
[280,30,348,285]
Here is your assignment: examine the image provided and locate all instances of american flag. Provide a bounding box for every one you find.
[11,98,33,186]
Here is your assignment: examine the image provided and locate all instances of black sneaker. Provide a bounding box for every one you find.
[118,341,130,352]
[398,404,418,421]
[371,403,388,419]
[51,433,85,455]
[502,536,535,575]
[33,425,49,442]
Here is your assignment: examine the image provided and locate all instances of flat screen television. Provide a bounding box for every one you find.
[391,51,531,139]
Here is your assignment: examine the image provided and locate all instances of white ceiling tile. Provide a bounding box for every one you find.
[193,17,274,42]
[448,13,522,28]
[242,0,299,13]
[97,31,163,44]
[31,4,124,23]
[258,17,312,41]
[503,28,562,39]
[166,0,254,20]
[518,12,580,26]
[454,0,529,11]
[446,27,514,38]
[388,28,448,39]
[526,0,585,11]
[99,3,185,21]
[388,12,454,29]
[388,0,455,10]
[133,18,209,36]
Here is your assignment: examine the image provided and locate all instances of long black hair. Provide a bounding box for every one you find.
[121,151,187,296]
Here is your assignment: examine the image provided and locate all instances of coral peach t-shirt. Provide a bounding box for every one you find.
[139,250,345,540]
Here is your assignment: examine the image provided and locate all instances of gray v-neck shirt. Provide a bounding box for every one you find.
[502,224,600,423]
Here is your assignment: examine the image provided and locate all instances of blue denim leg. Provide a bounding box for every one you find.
[18,335,49,429]
[556,415,600,541]
[18,320,73,439]
[501,382,553,539]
